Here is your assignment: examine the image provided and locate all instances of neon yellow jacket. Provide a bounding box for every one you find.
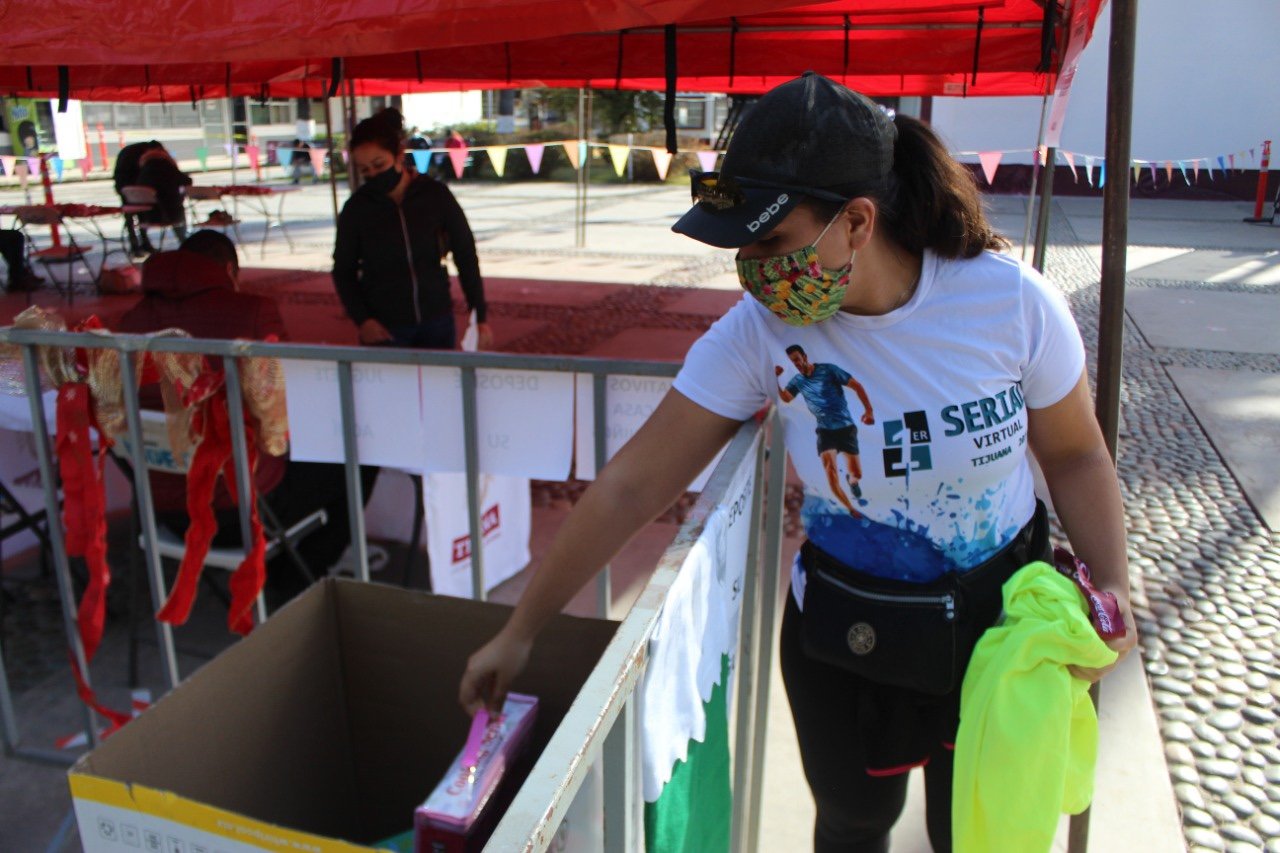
[953,561,1119,853]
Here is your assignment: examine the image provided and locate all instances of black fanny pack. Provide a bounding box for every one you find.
[800,501,1051,696]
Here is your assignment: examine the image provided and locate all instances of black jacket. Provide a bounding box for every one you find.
[332,176,486,327]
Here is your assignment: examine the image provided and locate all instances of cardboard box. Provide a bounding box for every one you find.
[69,579,617,852]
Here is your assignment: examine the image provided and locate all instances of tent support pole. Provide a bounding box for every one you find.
[1031,146,1056,272]
[1021,94,1049,259]
[576,88,586,248]
[1068,2,1138,851]
[324,95,340,227]
[345,79,358,193]
[224,97,239,218]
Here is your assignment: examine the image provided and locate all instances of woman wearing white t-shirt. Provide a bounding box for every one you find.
[460,73,1136,850]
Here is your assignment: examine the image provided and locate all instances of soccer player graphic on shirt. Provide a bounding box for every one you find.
[776,344,875,516]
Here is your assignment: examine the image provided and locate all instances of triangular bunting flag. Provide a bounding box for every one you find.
[341,149,349,164]
[651,148,674,181]
[1098,162,1106,188]
[0,155,15,177]
[696,150,718,173]
[224,143,235,156]
[196,146,209,170]
[563,141,581,171]
[310,148,328,176]
[79,157,92,176]
[1164,161,1174,185]
[1149,163,1157,185]
[525,144,545,174]
[1193,160,1200,183]
[1216,155,1226,174]
[52,157,63,181]
[411,149,430,175]
[1062,151,1078,182]
[608,144,630,177]
[246,145,261,173]
[1132,162,1141,184]
[1083,155,1094,187]
[447,147,468,178]
[487,146,507,177]
[1178,161,1189,184]
[977,151,1002,186]
[25,158,40,175]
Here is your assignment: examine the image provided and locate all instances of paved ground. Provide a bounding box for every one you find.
[3,173,1280,852]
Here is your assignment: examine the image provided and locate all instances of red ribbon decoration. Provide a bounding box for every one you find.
[155,364,268,636]
[55,372,130,731]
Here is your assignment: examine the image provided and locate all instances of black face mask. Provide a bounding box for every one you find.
[365,165,402,195]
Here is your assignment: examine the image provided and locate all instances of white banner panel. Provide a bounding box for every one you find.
[281,359,427,468]
[573,374,724,490]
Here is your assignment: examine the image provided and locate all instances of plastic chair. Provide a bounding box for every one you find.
[185,186,244,249]
[13,205,93,300]
[119,185,186,253]
[116,410,330,685]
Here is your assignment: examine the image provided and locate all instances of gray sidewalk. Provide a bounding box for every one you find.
[4,176,1279,851]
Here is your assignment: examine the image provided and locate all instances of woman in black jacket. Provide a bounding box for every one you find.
[332,109,490,349]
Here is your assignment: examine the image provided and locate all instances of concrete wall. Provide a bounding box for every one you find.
[931,0,1275,165]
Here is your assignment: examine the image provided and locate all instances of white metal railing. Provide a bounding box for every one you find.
[0,326,788,851]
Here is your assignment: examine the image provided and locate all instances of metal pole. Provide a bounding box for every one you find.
[461,367,486,601]
[323,95,341,227]
[222,360,268,624]
[20,348,99,747]
[603,698,641,852]
[1070,4,1139,853]
[345,80,359,194]
[224,98,239,219]
[337,363,370,582]
[593,373,611,617]
[118,352,180,689]
[746,416,787,853]
[1031,146,1057,273]
[576,88,586,249]
[583,89,593,248]
[730,432,767,853]
[1021,95,1050,260]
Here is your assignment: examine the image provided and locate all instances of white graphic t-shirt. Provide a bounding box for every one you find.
[673,249,1085,599]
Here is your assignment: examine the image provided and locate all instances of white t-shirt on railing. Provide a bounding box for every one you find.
[673,249,1085,599]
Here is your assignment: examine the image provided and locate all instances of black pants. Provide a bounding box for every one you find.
[0,229,26,275]
[780,593,954,852]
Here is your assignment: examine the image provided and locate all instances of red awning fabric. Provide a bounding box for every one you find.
[0,0,800,66]
[0,0,1104,100]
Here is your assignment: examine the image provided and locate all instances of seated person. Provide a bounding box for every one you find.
[0,229,43,292]
[114,139,163,256]
[116,230,376,600]
[134,146,193,252]
[288,139,315,184]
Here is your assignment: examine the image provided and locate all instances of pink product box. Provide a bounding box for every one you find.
[415,693,539,853]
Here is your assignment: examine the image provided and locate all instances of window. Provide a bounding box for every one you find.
[82,102,115,128]
[674,97,706,130]
[249,101,295,126]
[115,104,145,129]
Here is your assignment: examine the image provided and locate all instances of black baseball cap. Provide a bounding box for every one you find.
[673,72,897,248]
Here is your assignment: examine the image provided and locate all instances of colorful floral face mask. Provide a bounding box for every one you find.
[736,211,851,326]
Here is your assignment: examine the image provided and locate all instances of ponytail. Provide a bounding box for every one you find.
[878,114,1008,258]
[349,107,406,155]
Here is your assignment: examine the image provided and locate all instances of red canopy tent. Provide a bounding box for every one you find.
[0,1,1103,100]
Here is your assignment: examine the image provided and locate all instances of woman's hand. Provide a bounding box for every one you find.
[459,626,533,716]
[1068,590,1138,683]
[475,322,494,350]
[358,318,393,345]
